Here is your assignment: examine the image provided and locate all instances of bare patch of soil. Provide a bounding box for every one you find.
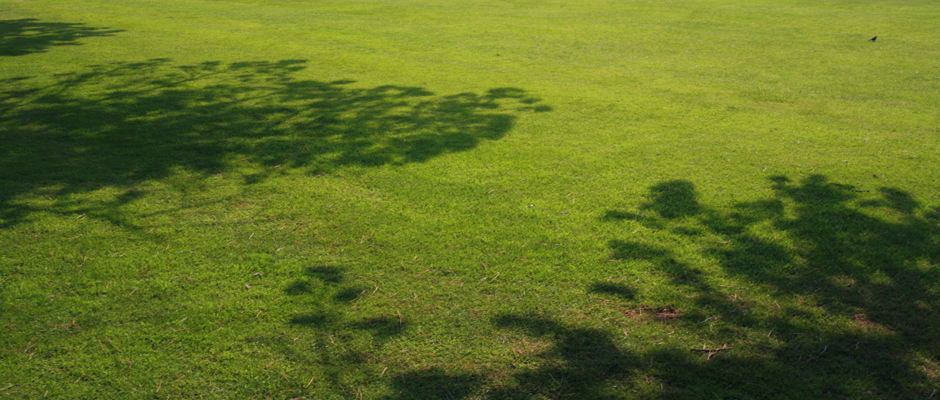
[622,306,682,322]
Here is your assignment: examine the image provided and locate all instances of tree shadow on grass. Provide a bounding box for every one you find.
[278,265,408,394]
[381,176,938,399]
[0,18,122,56]
[380,314,639,400]
[285,266,380,330]
[0,59,550,227]
[488,315,639,400]
[595,175,940,398]
[387,369,486,400]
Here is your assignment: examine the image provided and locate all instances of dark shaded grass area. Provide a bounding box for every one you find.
[0,58,548,227]
[378,177,938,399]
[0,18,122,56]
[602,176,939,398]
[4,17,938,400]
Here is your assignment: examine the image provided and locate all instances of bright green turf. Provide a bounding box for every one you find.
[2,0,939,398]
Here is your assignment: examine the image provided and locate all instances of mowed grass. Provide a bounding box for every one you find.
[1,0,939,398]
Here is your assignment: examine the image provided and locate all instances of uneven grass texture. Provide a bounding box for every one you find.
[1,0,939,398]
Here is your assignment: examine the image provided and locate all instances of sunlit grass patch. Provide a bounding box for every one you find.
[2,0,939,398]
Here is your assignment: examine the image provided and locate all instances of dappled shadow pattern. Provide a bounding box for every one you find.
[644,180,700,219]
[380,177,938,399]
[275,266,408,396]
[489,315,638,399]
[0,59,549,226]
[386,368,485,400]
[380,314,644,400]
[589,282,635,300]
[598,175,940,398]
[0,18,121,56]
[286,265,385,330]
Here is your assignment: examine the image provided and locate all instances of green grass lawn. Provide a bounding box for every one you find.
[2,0,939,398]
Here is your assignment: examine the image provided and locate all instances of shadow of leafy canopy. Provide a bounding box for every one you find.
[0,58,550,226]
[0,18,122,56]
[382,177,938,399]
[596,175,940,398]
[488,314,639,400]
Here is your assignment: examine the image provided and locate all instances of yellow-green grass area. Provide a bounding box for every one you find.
[1,0,939,398]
